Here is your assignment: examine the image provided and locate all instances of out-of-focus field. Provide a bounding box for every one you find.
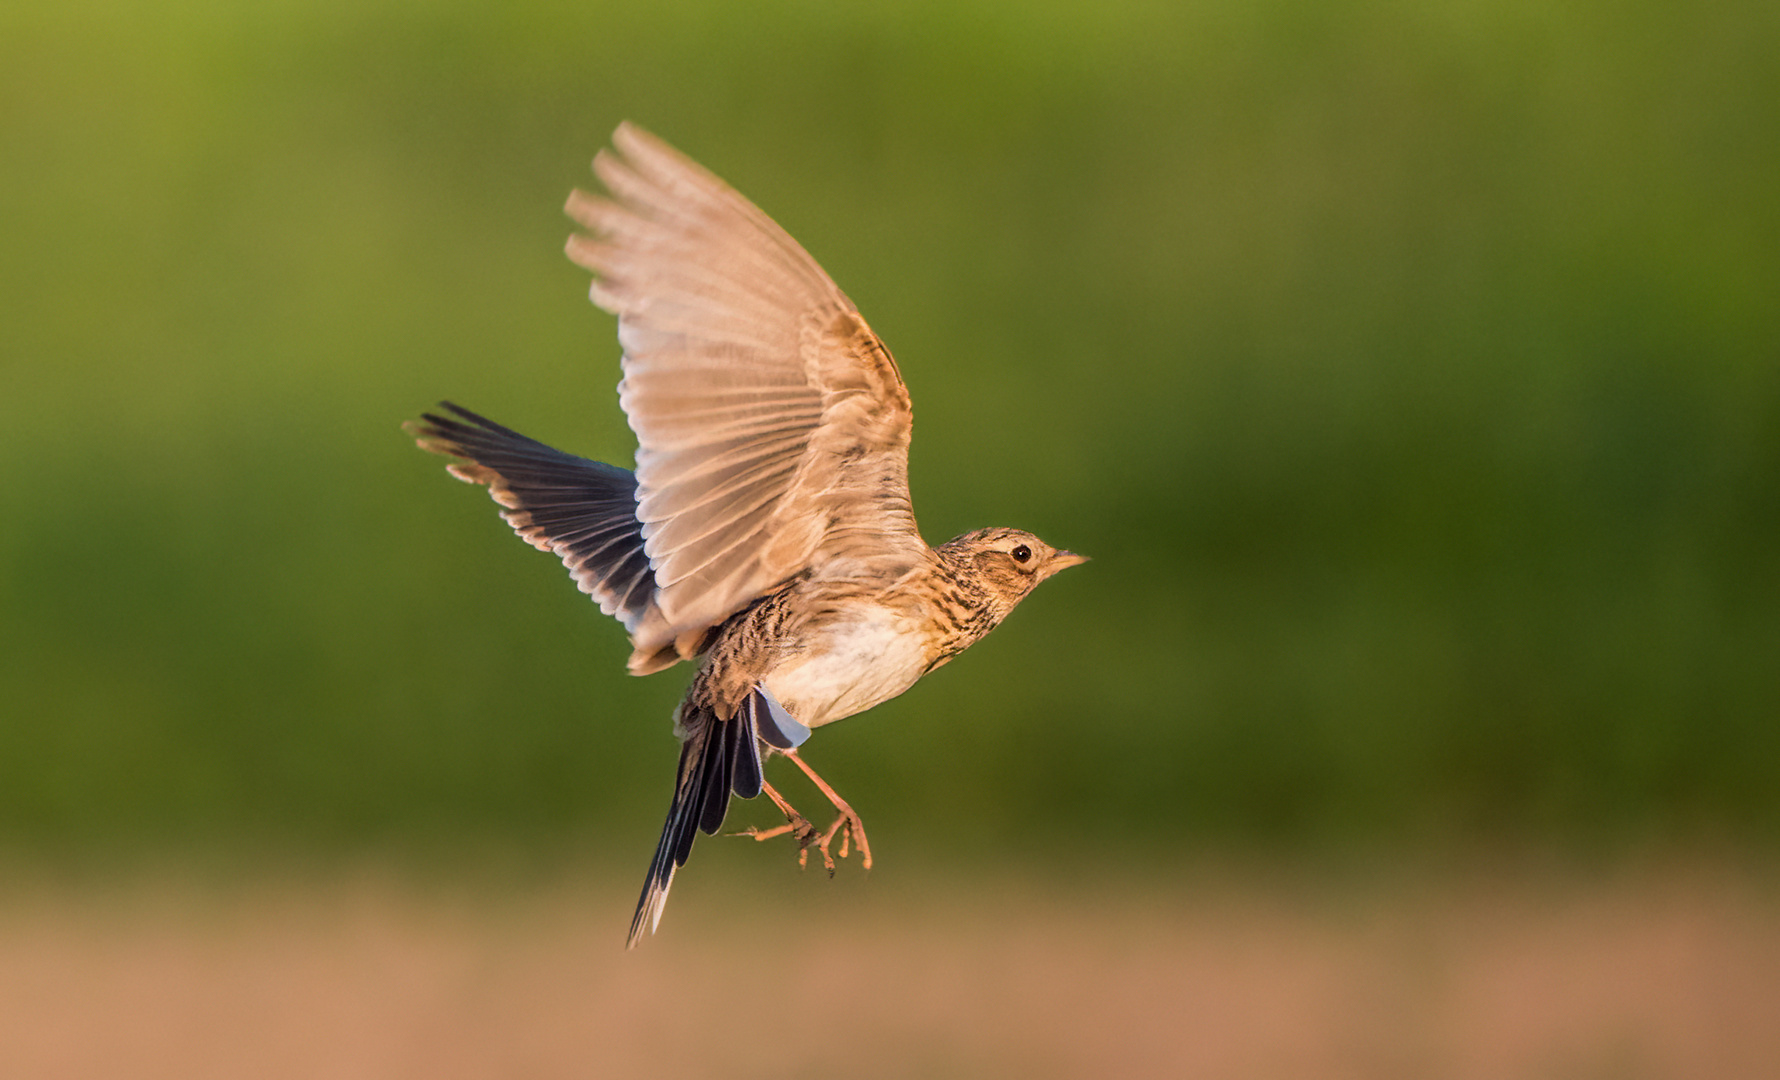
[3,860,1776,1079]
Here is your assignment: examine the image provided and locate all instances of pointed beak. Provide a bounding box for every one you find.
[1044,549,1090,577]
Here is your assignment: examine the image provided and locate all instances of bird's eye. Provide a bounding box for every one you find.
[1010,544,1032,563]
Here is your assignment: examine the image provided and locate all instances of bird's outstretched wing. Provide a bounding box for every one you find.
[567,123,927,663]
[406,403,673,645]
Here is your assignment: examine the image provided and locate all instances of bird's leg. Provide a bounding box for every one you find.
[731,781,818,865]
[785,750,873,873]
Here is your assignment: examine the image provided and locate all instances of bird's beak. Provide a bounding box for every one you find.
[1043,550,1090,578]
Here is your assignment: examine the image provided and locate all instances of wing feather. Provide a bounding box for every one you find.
[566,123,926,656]
[406,403,663,635]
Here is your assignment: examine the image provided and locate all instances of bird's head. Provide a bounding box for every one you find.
[937,527,1088,612]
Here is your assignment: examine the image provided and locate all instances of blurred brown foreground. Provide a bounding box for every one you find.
[3,857,1777,1079]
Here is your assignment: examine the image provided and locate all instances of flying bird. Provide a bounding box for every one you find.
[409,123,1085,947]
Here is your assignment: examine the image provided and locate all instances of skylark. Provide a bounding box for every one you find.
[409,123,1084,947]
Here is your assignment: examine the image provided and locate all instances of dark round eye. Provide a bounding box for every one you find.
[1010,544,1032,563]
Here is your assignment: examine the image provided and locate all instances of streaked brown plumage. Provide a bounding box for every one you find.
[408,123,1084,947]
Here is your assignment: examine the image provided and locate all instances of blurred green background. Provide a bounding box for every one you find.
[3,0,1775,875]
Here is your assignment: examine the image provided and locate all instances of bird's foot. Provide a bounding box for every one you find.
[746,776,871,875]
[809,808,872,877]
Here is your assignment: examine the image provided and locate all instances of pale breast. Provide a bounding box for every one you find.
[762,604,935,728]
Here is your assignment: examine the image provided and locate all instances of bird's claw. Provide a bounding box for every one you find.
[810,810,872,878]
[736,809,871,877]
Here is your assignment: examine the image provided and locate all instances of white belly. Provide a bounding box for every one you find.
[763,606,933,729]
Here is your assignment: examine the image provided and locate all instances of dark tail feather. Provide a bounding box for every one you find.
[626,699,767,948]
[731,702,764,800]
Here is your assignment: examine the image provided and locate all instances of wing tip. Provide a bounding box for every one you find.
[610,120,674,167]
[564,187,604,228]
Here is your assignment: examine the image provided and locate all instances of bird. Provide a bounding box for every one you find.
[408,123,1085,947]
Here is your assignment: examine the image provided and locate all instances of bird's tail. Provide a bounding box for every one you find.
[627,692,770,948]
